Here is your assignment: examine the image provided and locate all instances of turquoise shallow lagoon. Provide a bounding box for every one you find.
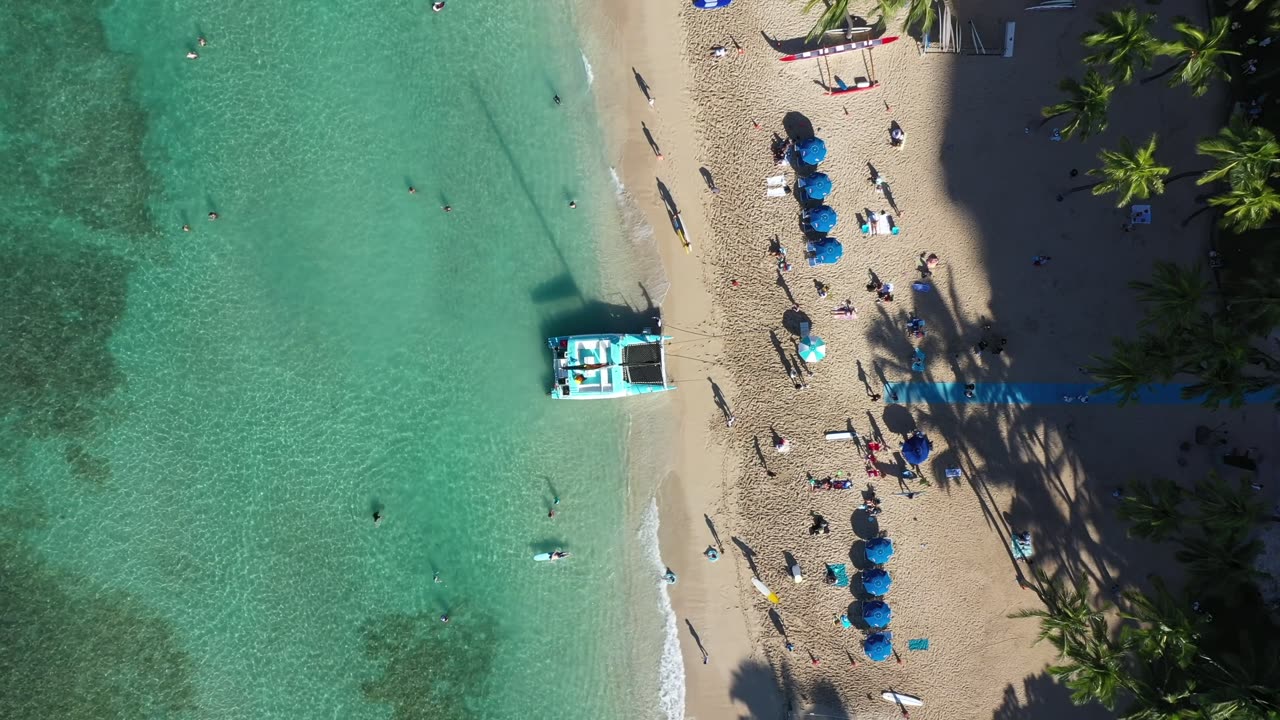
[0,1,674,718]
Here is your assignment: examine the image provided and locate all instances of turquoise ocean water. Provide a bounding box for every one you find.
[0,1,677,718]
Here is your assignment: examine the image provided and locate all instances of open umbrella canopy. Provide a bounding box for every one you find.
[865,537,895,565]
[864,632,893,662]
[806,238,843,267]
[805,205,838,233]
[797,172,833,200]
[798,335,827,363]
[798,137,828,165]
[862,600,893,629]
[861,568,892,596]
[902,433,932,465]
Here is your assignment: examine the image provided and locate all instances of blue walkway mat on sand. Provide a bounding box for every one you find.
[883,382,1275,405]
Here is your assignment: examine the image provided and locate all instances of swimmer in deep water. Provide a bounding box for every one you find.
[432,2,445,11]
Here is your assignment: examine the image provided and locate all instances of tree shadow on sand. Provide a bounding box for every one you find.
[992,672,1111,720]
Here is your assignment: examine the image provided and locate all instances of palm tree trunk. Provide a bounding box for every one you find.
[1142,59,1187,85]
[1057,182,1102,201]
[1037,112,1066,130]
[1164,169,1207,185]
[1181,204,1215,227]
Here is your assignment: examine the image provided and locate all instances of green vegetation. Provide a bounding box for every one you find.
[1047,4,1280,406]
[797,0,935,43]
[1011,474,1280,719]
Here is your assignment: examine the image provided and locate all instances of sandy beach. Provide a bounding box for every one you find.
[582,0,1276,717]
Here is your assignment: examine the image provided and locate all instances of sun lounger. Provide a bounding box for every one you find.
[766,175,787,186]
[825,431,856,441]
[766,186,787,197]
[1011,537,1034,561]
[825,563,849,587]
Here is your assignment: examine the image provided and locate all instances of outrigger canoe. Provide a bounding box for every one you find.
[779,35,898,62]
[825,81,880,96]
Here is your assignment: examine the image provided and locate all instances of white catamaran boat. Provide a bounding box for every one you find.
[547,333,673,399]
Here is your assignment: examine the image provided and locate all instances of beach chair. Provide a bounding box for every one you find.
[1011,536,1035,561]
[825,563,849,587]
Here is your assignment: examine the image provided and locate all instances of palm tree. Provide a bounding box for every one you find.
[1175,528,1265,590]
[1192,474,1266,533]
[875,0,938,37]
[1179,316,1276,407]
[799,0,853,42]
[1092,135,1171,206]
[1208,179,1280,233]
[1087,337,1155,405]
[1082,8,1159,84]
[1118,478,1186,541]
[1060,136,1169,205]
[1041,70,1115,140]
[1197,123,1280,188]
[1119,577,1200,669]
[1143,16,1239,96]
[1129,261,1210,333]
[1048,618,1130,709]
[1010,569,1107,655]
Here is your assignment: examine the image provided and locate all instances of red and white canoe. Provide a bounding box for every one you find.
[779,35,898,62]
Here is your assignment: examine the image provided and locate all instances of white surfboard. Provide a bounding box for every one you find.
[751,577,780,604]
[881,691,924,707]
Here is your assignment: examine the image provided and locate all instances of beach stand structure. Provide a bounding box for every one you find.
[797,172,833,201]
[921,0,1015,57]
[806,238,844,267]
[826,563,850,587]
[862,600,893,629]
[902,432,932,465]
[865,537,895,565]
[864,632,894,662]
[803,205,839,233]
[862,568,892,596]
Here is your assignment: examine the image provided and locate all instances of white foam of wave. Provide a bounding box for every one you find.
[581,51,595,86]
[640,498,685,720]
[603,167,669,306]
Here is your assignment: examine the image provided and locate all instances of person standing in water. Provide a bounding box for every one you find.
[553,95,561,105]
[373,511,383,527]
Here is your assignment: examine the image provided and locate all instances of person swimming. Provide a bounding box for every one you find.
[186,51,199,60]
[432,2,445,11]
[549,550,571,561]
[553,95,561,105]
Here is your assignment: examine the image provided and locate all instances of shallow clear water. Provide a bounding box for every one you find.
[0,1,670,718]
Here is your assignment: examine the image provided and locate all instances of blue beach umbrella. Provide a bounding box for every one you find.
[798,137,828,165]
[902,433,932,465]
[865,537,895,565]
[805,205,838,233]
[806,238,844,267]
[797,172,833,200]
[861,568,892,596]
[862,601,893,629]
[798,335,827,363]
[864,632,893,662]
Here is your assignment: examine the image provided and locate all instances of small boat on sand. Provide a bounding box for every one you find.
[779,35,898,62]
[548,333,673,399]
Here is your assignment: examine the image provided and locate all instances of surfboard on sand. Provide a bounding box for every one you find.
[881,691,924,707]
[751,577,780,604]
